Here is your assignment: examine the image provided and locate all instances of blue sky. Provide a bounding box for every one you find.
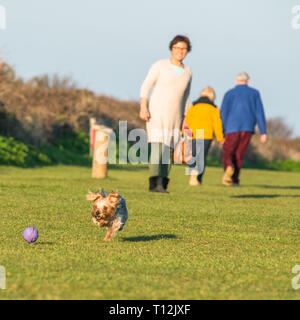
[1,0,300,136]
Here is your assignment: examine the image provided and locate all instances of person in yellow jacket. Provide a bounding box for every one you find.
[184,86,224,186]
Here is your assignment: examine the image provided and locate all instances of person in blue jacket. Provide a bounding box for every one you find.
[220,72,267,186]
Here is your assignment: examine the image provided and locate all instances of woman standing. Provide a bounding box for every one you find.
[139,35,192,193]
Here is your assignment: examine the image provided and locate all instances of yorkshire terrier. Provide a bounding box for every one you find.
[86,189,128,242]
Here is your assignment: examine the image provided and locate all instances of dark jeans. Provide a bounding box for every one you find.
[222,131,253,183]
[188,139,212,183]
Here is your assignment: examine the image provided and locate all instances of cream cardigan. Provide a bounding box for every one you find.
[140,59,192,146]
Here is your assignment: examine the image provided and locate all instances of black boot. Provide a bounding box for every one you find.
[149,176,157,192]
[162,177,170,191]
[156,177,169,193]
[149,176,168,193]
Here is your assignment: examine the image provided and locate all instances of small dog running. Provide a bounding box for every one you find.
[86,189,128,241]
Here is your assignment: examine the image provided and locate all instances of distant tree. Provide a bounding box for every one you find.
[29,74,77,89]
[266,117,294,139]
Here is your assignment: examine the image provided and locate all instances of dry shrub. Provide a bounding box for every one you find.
[1,61,299,163]
[209,119,300,162]
[266,117,293,139]
[0,62,144,146]
[249,118,300,161]
[250,134,300,162]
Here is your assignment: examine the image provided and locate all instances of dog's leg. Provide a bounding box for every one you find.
[104,227,115,242]
[103,217,122,242]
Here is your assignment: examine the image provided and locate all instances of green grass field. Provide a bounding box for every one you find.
[0,164,300,300]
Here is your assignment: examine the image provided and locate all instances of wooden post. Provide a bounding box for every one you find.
[92,129,109,179]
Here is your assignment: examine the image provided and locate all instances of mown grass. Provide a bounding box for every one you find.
[0,164,300,300]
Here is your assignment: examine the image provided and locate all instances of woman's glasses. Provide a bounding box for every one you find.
[172,46,188,51]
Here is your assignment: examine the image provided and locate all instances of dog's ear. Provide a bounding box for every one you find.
[107,191,120,204]
[86,192,102,202]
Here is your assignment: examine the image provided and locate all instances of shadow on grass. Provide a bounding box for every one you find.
[249,185,300,190]
[122,234,177,242]
[231,194,300,199]
[34,242,56,245]
[109,164,148,171]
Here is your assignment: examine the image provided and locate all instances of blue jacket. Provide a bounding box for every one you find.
[220,85,267,135]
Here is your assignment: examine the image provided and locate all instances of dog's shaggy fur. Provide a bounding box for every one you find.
[86,189,128,241]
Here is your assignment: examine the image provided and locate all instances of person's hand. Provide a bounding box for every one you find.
[260,134,267,144]
[139,108,150,121]
[220,138,225,145]
[181,118,189,132]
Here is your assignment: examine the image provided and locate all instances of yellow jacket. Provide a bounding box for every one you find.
[185,97,224,141]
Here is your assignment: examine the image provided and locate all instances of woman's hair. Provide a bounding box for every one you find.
[200,86,216,102]
[169,35,192,52]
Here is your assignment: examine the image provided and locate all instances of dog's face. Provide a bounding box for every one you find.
[86,191,120,227]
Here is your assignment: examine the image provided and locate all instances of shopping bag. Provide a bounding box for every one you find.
[173,134,193,164]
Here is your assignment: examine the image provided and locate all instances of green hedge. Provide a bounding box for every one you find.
[0,129,91,167]
[0,136,51,167]
[40,129,91,166]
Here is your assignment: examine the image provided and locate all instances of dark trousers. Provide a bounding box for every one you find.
[222,132,252,183]
[188,139,212,182]
[149,143,172,178]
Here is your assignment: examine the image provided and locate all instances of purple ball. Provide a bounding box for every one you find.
[23,226,39,243]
